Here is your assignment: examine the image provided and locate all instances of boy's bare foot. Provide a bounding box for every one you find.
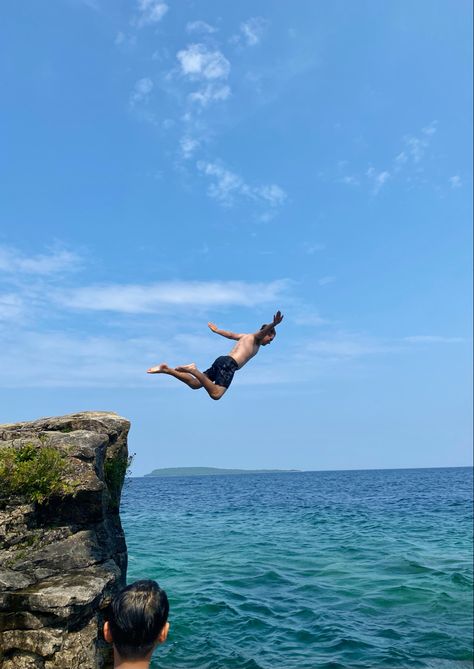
[175,363,197,373]
[147,363,169,374]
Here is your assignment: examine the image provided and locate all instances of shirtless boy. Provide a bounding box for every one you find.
[147,310,283,401]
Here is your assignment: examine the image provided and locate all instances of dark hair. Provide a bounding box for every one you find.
[107,580,169,661]
[260,324,276,335]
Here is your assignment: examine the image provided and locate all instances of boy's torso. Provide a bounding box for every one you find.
[227,334,259,368]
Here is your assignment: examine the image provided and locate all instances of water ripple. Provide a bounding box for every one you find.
[121,467,473,668]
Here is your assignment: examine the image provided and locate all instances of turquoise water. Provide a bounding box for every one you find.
[121,468,473,668]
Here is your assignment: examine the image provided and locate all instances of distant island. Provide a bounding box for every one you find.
[145,467,301,477]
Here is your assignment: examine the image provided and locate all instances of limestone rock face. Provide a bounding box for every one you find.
[0,412,130,669]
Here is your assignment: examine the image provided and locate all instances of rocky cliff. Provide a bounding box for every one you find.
[0,411,130,669]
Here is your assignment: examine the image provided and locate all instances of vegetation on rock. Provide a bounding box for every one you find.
[0,443,72,504]
[104,452,134,509]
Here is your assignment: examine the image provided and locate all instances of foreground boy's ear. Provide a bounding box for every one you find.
[103,621,113,644]
[157,622,170,644]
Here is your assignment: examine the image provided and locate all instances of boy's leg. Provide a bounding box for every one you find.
[147,364,202,390]
[175,364,226,400]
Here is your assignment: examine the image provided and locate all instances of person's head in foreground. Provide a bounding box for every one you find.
[104,579,169,668]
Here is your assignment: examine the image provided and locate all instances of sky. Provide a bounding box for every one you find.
[0,0,472,476]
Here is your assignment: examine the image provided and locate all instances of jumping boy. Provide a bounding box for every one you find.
[147,310,283,401]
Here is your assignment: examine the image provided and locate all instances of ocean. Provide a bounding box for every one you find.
[120,467,473,669]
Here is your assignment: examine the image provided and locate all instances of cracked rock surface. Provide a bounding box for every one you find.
[0,412,130,669]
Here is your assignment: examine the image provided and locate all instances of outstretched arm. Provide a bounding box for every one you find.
[208,322,243,341]
[254,310,284,342]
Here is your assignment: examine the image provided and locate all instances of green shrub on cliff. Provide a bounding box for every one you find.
[0,443,72,504]
[104,452,134,509]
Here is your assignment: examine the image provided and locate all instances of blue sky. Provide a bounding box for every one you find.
[0,0,472,475]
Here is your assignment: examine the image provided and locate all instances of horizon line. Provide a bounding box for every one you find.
[132,464,473,477]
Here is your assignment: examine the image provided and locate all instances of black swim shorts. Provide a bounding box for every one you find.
[203,356,239,389]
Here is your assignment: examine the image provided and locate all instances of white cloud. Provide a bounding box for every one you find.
[293,311,328,326]
[318,276,335,286]
[339,122,440,196]
[189,83,231,107]
[198,163,244,203]
[341,175,359,186]
[197,160,286,209]
[422,121,437,136]
[394,151,408,170]
[180,136,200,159]
[0,331,158,388]
[0,246,81,275]
[367,167,390,194]
[135,0,168,28]
[186,20,217,35]
[306,333,395,358]
[239,17,268,46]
[402,122,437,164]
[177,44,230,81]
[404,335,465,344]
[449,175,462,189]
[404,137,425,163]
[54,279,290,313]
[232,17,268,46]
[255,184,287,206]
[197,161,242,205]
[0,293,23,321]
[130,77,153,106]
[115,31,137,48]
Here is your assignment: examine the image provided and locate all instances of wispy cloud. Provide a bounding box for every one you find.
[403,122,437,164]
[116,12,288,216]
[0,245,81,276]
[197,160,286,211]
[449,175,462,189]
[188,84,231,107]
[293,311,328,326]
[366,167,390,195]
[305,333,397,358]
[180,135,200,159]
[129,77,153,107]
[318,276,335,286]
[2,236,467,390]
[134,0,168,28]
[54,279,290,313]
[231,17,268,47]
[0,331,158,388]
[115,31,137,48]
[1,323,466,389]
[186,20,217,35]
[340,175,359,186]
[404,335,466,344]
[339,121,439,195]
[0,293,23,322]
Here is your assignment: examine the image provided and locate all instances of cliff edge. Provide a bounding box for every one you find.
[0,411,130,669]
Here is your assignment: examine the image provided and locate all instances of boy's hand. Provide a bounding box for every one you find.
[272,311,284,326]
[208,322,218,333]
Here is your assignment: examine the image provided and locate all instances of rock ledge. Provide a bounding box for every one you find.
[0,411,130,669]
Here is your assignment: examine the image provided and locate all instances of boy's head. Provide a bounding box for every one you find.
[259,324,276,345]
[104,580,169,663]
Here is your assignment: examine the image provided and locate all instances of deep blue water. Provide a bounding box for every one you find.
[120,468,473,668]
